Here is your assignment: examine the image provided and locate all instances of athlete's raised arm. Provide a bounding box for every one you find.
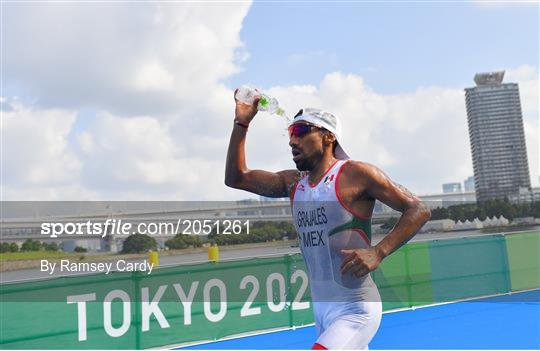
[225,90,300,198]
[341,161,431,277]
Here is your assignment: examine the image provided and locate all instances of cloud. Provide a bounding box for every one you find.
[3,2,251,116]
[72,111,240,201]
[0,99,97,200]
[3,63,537,200]
[2,2,537,200]
[77,112,184,187]
[1,99,80,185]
[506,65,540,187]
[5,62,538,199]
[505,65,539,115]
[259,74,470,194]
[2,101,247,200]
[505,65,540,187]
[250,68,538,194]
[3,2,252,200]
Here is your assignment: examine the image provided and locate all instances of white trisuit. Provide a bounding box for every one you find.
[291,159,382,350]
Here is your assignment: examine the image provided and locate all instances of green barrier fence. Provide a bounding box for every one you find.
[1,255,313,349]
[1,231,538,349]
[505,232,540,291]
[429,234,511,302]
[372,241,434,311]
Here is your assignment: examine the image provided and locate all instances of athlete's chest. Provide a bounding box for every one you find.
[293,174,338,202]
[292,163,351,243]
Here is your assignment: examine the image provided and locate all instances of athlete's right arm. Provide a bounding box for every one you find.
[225,90,299,198]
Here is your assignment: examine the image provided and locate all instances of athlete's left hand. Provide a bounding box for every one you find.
[340,247,384,277]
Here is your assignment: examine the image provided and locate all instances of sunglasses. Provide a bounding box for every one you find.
[288,123,321,138]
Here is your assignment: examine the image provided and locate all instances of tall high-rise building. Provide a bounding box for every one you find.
[465,71,531,202]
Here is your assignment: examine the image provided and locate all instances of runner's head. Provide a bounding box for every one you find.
[288,108,349,171]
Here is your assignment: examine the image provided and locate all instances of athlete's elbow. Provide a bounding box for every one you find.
[224,176,240,189]
[405,199,430,223]
[224,171,246,189]
[225,168,239,188]
[415,201,431,223]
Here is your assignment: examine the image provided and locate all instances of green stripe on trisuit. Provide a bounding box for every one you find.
[328,216,372,240]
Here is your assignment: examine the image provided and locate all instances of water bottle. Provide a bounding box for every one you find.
[235,85,285,117]
[235,85,260,105]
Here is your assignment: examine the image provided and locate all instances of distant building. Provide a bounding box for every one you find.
[259,196,281,202]
[236,198,260,216]
[465,70,531,202]
[373,192,476,214]
[464,176,475,192]
[443,182,462,193]
[430,191,476,209]
[508,187,540,203]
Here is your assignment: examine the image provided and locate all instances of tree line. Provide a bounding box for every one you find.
[163,221,296,250]
[0,239,88,253]
[430,199,540,222]
[117,222,297,254]
[4,203,537,255]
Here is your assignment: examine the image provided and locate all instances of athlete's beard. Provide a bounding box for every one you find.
[295,159,311,171]
[295,151,322,171]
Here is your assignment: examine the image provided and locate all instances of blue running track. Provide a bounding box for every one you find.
[180,290,540,350]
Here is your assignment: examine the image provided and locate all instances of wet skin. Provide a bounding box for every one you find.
[225,91,431,277]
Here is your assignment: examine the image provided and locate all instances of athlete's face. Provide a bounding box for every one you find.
[288,123,327,171]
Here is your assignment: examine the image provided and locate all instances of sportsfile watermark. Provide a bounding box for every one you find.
[2,201,538,306]
[40,219,251,238]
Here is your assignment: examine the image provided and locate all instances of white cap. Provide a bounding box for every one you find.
[290,108,350,160]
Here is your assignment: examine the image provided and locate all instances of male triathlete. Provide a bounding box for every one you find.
[225,93,430,349]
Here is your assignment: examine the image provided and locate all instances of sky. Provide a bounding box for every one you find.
[1,1,539,201]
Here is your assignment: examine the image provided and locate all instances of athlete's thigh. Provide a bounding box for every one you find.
[315,306,382,349]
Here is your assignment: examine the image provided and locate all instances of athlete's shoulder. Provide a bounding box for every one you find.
[340,160,384,180]
[277,169,304,182]
[276,169,305,195]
